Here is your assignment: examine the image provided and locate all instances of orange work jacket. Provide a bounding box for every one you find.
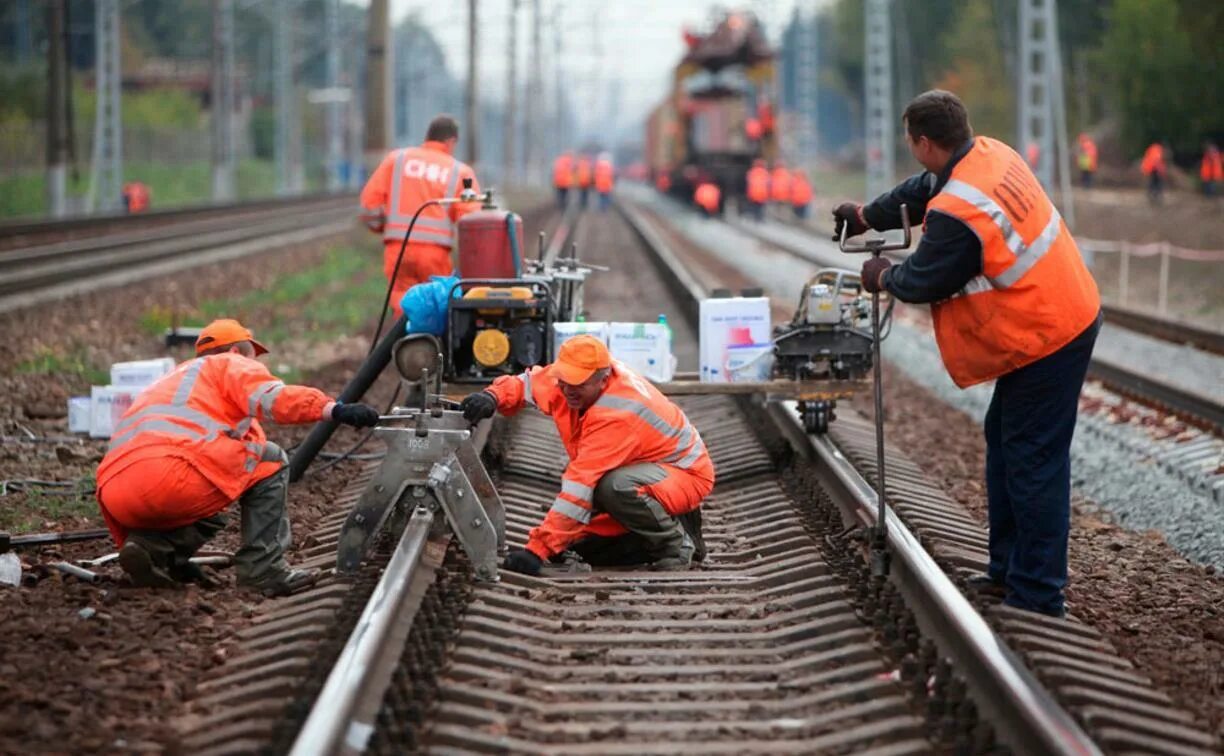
[925,136,1099,388]
[123,182,150,213]
[552,154,574,189]
[790,172,813,206]
[656,173,672,192]
[95,354,333,538]
[770,167,791,203]
[487,362,715,559]
[359,140,481,248]
[594,159,615,193]
[575,158,593,189]
[1077,139,1098,172]
[1141,144,1166,177]
[694,183,720,213]
[746,166,770,203]
[1201,148,1223,182]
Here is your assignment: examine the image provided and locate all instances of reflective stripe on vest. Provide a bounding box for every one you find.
[560,478,594,506]
[549,496,592,523]
[248,380,285,417]
[593,393,706,470]
[384,149,460,246]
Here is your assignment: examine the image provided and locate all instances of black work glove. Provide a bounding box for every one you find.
[861,257,892,294]
[331,402,380,428]
[503,548,543,576]
[460,391,497,423]
[832,202,869,241]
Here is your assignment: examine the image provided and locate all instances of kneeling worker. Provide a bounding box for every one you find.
[95,319,382,596]
[460,336,714,575]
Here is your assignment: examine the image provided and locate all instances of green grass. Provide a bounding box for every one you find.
[0,477,100,534]
[15,345,110,385]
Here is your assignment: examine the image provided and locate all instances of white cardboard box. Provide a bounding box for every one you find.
[552,321,610,355]
[110,357,175,388]
[608,322,675,382]
[89,385,139,439]
[699,297,772,382]
[67,397,92,434]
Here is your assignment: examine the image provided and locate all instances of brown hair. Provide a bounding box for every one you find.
[425,114,460,142]
[903,90,973,150]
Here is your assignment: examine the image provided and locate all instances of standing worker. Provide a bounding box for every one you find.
[95,319,382,595]
[694,178,721,218]
[745,159,770,222]
[1141,142,1167,205]
[359,115,482,314]
[832,90,1100,618]
[122,181,150,213]
[552,151,574,210]
[575,154,594,209]
[790,168,813,219]
[459,336,714,574]
[1200,142,1222,197]
[1076,133,1098,188]
[594,153,615,211]
[770,161,792,212]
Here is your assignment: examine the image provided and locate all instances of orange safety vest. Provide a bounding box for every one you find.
[1141,144,1166,177]
[769,167,791,203]
[487,362,715,559]
[575,158,593,189]
[790,172,813,206]
[594,159,615,193]
[552,154,574,189]
[123,182,150,213]
[358,140,481,248]
[95,354,333,541]
[1201,148,1223,182]
[655,173,672,192]
[746,166,770,203]
[1077,138,1098,172]
[694,182,720,212]
[926,136,1100,388]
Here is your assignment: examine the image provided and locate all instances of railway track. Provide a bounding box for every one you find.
[175,198,1220,755]
[0,194,356,314]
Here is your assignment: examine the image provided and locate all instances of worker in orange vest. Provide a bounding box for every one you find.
[694,179,721,217]
[744,117,763,142]
[745,159,770,222]
[552,151,574,210]
[1025,142,1041,171]
[1076,134,1098,188]
[1140,142,1167,204]
[593,153,615,211]
[95,319,382,595]
[770,162,792,209]
[359,115,482,315]
[459,336,714,574]
[575,154,594,208]
[655,172,672,193]
[833,90,1100,618]
[122,181,150,213]
[790,169,813,219]
[1200,142,1222,197]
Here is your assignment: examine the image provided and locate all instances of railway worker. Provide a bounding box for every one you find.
[694,179,721,218]
[458,335,714,575]
[770,161,792,210]
[1141,142,1167,205]
[359,114,482,315]
[122,181,150,213]
[1200,142,1222,197]
[95,319,382,595]
[575,154,594,209]
[831,90,1101,618]
[1076,134,1098,189]
[552,151,574,210]
[790,169,813,219]
[746,159,770,221]
[594,153,615,211]
[655,172,672,194]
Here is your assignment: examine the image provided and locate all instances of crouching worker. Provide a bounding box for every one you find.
[460,336,714,575]
[95,319,381,596]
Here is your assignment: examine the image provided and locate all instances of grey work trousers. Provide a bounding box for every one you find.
[568,463,705,567]
[128,444,292,585]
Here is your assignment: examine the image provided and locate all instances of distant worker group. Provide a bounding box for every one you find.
[553,151,616,212]
[742,159,812,221]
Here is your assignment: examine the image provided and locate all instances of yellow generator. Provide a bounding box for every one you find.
[445,280,554,382]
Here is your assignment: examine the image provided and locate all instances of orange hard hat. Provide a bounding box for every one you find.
[552,335,611,385]
[195,318,269,356]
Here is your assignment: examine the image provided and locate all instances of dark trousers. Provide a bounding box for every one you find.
[555,187,569,211]
[985,314,1100,614]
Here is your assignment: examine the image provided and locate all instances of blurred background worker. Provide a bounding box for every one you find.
[575,153,594,208]
[552,151,574,210]
[594,153,616,211]
[790,169,813,219]
[1141,141,1167,204]
[1077,133,1098,188]
[694,178,721,218]
[769,160,792,210]
[745,159,770,221]
[94,319,381,596]
[1200,142,1222,197]
[459,335,714,575]
[359,114,482,314]
[122,181,150,213]
[832,90,1101,619]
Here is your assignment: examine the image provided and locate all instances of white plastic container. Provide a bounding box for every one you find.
[89,386,139,439]
[724,343,774,382]
[698,297,772,383]
[67,397,92,434]
[608,322,675,382]
[552,321,610,355]
[110,357,175,388]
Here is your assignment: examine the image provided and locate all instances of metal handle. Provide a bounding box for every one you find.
[839,203,913,254]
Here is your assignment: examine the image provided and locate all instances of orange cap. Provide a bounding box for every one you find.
[195,318,269,356]
[552,335,611,385]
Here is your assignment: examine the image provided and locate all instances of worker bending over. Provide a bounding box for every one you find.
[460,336,714,575]
[359,114,482,314]
[833,90,1100,618]
[95,319,381,596]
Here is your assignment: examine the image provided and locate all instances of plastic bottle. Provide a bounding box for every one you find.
[576,314,586,323]
[658,314,676,380]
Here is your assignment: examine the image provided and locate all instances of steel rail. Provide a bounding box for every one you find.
[1088,355,1224,433]
[1099,303,1224,357]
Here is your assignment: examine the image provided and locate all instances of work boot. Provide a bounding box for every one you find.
[241,567,321,598]
[119,540,180,589]
[964,574,1006,598]
[650,534,695,572]
[169,559,218,588]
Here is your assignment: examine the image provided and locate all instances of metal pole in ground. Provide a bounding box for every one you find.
[325,0,343,192]
[1158,243,1170,315]
[503,0,519,186]
[1119,243,1129,306]
[466,0,480,167]
[45,0,69,217]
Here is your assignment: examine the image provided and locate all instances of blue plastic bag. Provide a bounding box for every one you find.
[401,275,461,336]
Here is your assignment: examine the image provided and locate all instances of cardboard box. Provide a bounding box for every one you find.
[698,297,772,383]
[67,397,91,434]
[110,357,175,388]
[89,385,139,439]
[608,322,675,382]
[552,321,610,356]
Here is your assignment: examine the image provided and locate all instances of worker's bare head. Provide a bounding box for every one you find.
[426,115,461,151]
[902,90,973,173]
[557,367,611,411]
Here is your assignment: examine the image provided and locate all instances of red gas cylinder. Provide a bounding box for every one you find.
[457,209,524,280]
